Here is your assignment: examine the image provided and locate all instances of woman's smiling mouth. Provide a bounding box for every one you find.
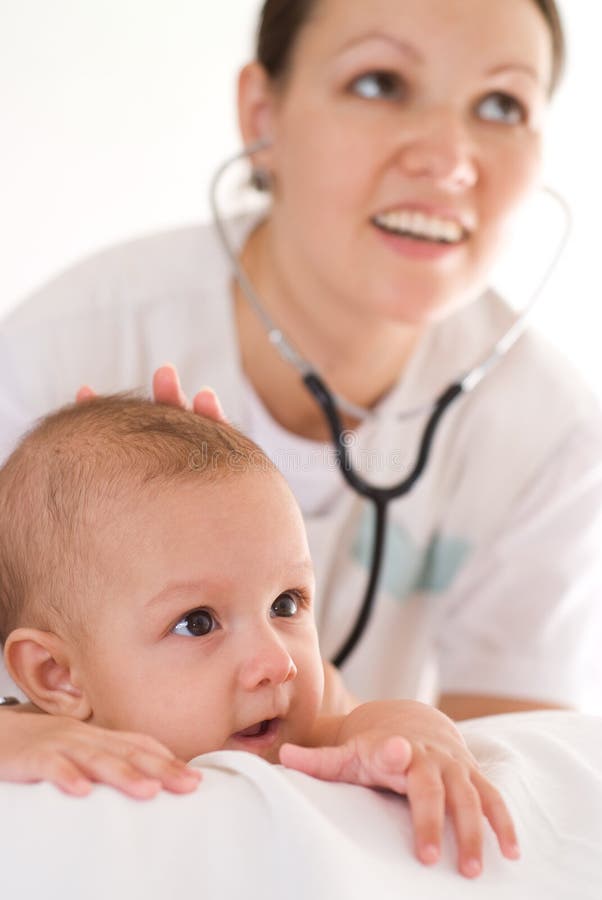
[370,203,474,260]
[373,211,465,244]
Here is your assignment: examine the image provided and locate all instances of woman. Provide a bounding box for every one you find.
[1,0,601,776]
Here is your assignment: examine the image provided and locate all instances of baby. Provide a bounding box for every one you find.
[0,396,519,878]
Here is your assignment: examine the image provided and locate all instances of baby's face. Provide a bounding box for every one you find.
[71,469,324,763]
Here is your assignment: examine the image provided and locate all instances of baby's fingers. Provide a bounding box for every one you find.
[34,754,94,797]
[57,727,202,799]
[81,725,201,792]
[25,746,165,800]
[89,742,200,797]
[63,750,167,800]
[405,764,446,867]
[280,735,412,789]
[471,771,520,860]
[442,767,484,879]
[279,741,351,781]
[116,746,201,795]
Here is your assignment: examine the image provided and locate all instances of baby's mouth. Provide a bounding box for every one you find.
[232,718,280,741]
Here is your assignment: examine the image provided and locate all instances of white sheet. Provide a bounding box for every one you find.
[3,711,602,899]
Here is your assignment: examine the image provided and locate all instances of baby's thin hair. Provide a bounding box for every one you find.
[0,394,275,645]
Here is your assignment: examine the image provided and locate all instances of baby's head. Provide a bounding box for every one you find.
[0,396,324,762]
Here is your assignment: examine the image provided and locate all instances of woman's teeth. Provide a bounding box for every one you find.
[373,210,465,244]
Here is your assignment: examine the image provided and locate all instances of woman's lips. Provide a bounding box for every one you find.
[372,221,467,261]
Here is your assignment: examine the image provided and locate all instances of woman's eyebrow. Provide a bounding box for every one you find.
[336,32,541,83]
[486,62,540,83]
[337,32,424,63]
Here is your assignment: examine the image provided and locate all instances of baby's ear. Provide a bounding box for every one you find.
[3,628,92,719]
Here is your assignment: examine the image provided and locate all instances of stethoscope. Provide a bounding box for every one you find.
[210,139,572,668]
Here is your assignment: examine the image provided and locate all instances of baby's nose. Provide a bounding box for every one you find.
[237,630,298,691]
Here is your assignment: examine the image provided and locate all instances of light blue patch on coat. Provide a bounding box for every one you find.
[351,507,471,602]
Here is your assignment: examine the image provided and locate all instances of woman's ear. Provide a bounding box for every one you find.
[237,62,277,168]
[3,628,91,720]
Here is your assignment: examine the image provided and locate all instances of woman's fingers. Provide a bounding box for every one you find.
[153,364,228,422]
[76,385,96,402]
[152,364,191,409]
[192,387,228,423]
[76,366,227,423]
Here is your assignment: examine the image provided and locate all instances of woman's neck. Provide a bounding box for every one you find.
[234,218,422,441]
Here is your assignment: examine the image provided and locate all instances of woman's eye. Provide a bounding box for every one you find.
[270,592,299,618]
[350,71,405,101]
[477,92,526,124]
[172,608,215,637]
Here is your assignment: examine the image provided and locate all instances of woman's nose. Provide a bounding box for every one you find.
[237,629,298,691]
[396,108,478,190]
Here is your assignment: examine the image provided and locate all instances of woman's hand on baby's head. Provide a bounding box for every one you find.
[152,364,228,421]
[76,363,228,423]
[0,710,201,799]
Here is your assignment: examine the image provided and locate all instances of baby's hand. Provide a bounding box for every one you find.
[279,701,520,879]
[280,730,412,790]
[0,709,201,798]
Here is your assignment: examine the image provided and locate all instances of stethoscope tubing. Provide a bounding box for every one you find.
[304,372,464,501]
[331,499,388,668]
[304,372,465,666]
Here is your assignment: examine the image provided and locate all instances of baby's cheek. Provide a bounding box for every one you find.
[306,655,327,720]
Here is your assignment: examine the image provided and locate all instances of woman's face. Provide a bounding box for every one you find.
[251,0,553,324]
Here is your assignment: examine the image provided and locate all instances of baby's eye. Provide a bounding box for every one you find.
[476,92,526,125]
[270,592,299,618]
[172,608,215,637]
[349,71,405,101]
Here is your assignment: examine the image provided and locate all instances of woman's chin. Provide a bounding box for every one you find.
[367,271,489,326]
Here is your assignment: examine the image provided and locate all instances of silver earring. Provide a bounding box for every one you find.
[251,167,272,192]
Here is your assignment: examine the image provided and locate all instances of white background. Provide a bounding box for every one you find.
[1,1,600,389]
